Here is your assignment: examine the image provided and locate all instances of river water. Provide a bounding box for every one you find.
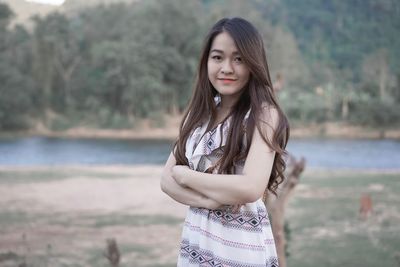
[0,137,399,170]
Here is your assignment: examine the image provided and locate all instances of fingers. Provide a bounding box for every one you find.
[224,204,243,213]
[231,204,242,213]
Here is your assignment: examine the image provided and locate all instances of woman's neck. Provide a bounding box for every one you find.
[219,91,243,110]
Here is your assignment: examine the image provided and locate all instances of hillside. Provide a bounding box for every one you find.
[0,0,399,133]
[1,0,136,26]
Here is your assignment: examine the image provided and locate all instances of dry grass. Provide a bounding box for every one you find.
[0,166,399,266]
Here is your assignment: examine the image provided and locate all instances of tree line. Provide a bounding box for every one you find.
[0,0,399,131]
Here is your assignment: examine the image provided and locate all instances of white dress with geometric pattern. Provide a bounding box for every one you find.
[177,97,279,267]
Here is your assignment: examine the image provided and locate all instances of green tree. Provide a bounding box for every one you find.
[32,12,82,113]
[0,3,37,130]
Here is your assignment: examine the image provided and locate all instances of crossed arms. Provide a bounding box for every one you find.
[160,108,278,209]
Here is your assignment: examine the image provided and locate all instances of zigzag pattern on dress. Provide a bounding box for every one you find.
[181,239,279,267]
[188,207,270,232]
[183,221,274,251]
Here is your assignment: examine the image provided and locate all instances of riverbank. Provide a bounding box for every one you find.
[0,166,399,267]
[1,118,400,140]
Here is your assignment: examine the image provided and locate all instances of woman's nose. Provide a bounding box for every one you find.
[221,60,234,74]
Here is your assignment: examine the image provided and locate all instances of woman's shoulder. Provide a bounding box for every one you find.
[260,101,276,111]
[259,102,279,131]
[243,102,278,127]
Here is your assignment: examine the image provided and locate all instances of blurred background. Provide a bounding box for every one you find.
[0,0,399,266]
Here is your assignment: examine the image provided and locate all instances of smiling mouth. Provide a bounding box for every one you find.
[218,78,237,83]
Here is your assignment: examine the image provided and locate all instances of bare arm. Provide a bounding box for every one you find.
[160,152,222,209]
[172,108,278,205]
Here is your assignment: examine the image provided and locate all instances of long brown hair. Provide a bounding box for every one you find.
[174,17,290,196]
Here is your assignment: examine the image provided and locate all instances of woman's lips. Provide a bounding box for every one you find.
[218,78,237,84]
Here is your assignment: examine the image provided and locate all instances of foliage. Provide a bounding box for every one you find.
[261,0,400,74]
[0,0,399,131]
[348,98,400,127]
[0,30,37,129]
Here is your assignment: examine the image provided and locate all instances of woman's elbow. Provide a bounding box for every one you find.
[241,193,259,204]
[160,181,167,194]
[160,173,169,194]
[242,184,265,203]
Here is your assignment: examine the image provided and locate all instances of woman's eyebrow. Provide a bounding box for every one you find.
[210,49,240,55]
[210,49,223,54]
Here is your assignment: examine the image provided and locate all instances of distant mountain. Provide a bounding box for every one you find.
[63,0,138,12]
[1,0,60,26]
[1,0,137,26]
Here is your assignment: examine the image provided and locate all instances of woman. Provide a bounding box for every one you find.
[161,17,289,267]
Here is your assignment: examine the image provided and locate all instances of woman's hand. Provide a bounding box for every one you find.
[171,165,190,186]
[203,196,224,210]
[230,204,244,213]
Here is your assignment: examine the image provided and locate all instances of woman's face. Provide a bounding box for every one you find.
[207,31,250,105]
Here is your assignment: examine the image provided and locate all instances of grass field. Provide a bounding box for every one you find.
[0,166,399,267]
[286,171,400,267]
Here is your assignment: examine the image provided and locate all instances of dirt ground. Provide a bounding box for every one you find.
[1,166,399,267]
[0,165,187,267]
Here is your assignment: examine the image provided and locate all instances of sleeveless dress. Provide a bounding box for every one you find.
[177,97,279,267]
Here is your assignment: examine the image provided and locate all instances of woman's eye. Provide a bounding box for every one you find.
[211,55,222,61]
[234,57,242,62]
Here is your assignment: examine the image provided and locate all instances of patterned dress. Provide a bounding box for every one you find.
[177,97,279,267]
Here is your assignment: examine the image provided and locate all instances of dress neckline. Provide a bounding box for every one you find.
[207,111,232,133]
[206,94,232,132]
